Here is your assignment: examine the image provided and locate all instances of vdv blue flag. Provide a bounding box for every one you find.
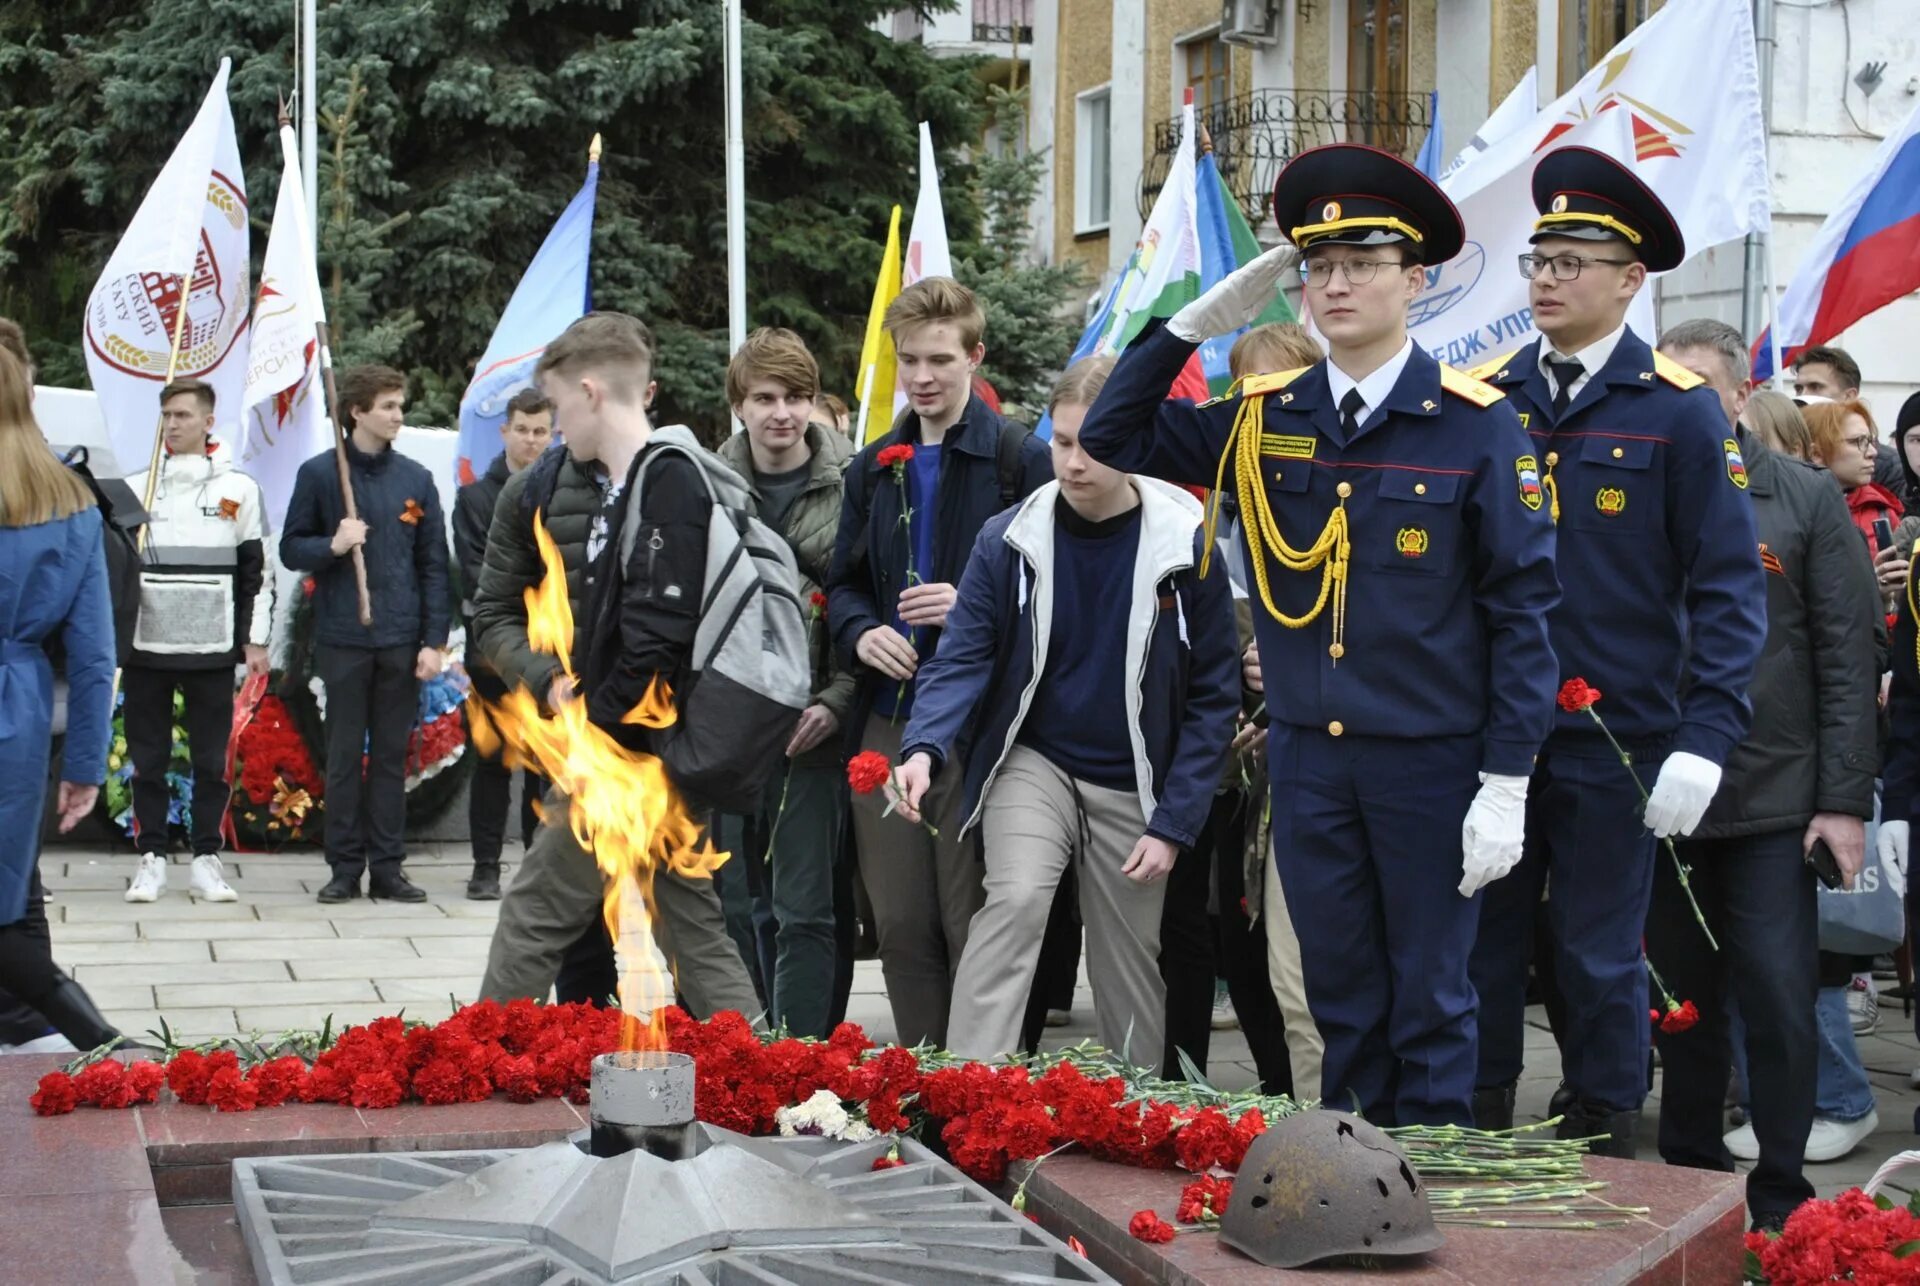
[456,157,600,484]
[1414,91,1444,180]
[1192,150,1244,392]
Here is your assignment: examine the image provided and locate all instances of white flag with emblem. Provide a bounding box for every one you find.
[83,59,250,477]
[1411,0,1769,369]
[240,120,332,533]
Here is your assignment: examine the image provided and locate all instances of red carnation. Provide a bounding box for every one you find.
[207,1065,259,1112]
[74,1058,134,1109]
[349,1070,404,1110]
[1177,1175,1234,1223]
[1659,999,1700,1034]
[30,1071,78,1116]
[246,1057,308,1109]
[1173,1107,1237,1173]
[124,1060,166,1105]
[876,444,916,470]
[1557,677,1602,713]
[847,750,892,795]
[1129,1209,1177,1244]
[871,1154,906,1171]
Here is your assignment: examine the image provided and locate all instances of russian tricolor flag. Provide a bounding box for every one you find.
[1753,100,1920,382]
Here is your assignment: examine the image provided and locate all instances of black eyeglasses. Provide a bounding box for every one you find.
[1517,252,1637,281]
[1298,258,1409,287]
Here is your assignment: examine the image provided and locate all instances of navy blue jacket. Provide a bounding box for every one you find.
[279,441,451,651]
[826,395,1052,742]
[899,480,1240,849]
[1079,321,1561,777]
[1469,329,1766,764]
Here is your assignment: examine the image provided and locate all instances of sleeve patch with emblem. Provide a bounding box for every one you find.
[1516,455,1544,510]
[1724,438,1749,489]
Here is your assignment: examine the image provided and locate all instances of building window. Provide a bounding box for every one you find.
[1184,37,1230,118]
[1560,0,1656,87]
[1075,86,1112,235]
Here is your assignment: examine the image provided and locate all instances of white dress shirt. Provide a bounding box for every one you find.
[1326,337,1416,432]
[1540,321,1627,405]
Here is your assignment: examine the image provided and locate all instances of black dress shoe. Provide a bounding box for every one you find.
[317,874,361,903]
[1548,1079,1577,1119]
[1473,1084,1516,1131]
[369,872,428,903]
[467,864,502,901]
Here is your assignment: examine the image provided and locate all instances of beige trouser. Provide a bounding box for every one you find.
[949,746,1167,1070]
[851,713,984,1048]
[1253,788,1325,1099]
[480,790,763,1020]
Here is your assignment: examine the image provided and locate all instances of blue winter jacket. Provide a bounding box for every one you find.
[279,440,452,651]
[0,508,114,924]
[900,479,1240,849]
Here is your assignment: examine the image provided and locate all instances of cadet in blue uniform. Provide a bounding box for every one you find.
[1464,147,1767,1156]
[1077,145,1560,1127]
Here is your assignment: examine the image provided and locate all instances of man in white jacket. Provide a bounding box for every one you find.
[122,378,272,904]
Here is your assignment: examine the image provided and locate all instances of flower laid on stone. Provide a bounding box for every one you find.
[1128,1209,1178,1244]
[1176,1175,1235,1224]
[1746,1187,1920,1284]
[775,1087,877,1142]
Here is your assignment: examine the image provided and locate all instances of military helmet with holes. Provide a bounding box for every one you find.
[1219,1109,1444,1268]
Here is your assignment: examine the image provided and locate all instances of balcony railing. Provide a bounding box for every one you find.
[972,0,1033,45]
[1140,89,1433,227]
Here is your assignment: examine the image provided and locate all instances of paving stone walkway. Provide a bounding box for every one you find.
[31,838,1920,1203]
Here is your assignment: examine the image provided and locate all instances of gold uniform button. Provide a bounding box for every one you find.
[1414,482,1427,495]
[1612,447,1624,459]
[1336,481,1353,498]
[1274,470,1283,483]
[1328,721,1344,737]
[1546,451,1560,467]
[1329,643,1345,659]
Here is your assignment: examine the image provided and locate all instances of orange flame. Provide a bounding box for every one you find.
[470,513,728,1052]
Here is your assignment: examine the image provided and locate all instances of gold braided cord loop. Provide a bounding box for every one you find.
[1544,468,1561,523]
[1209,392,1351,658]
[1908,558,1920,678]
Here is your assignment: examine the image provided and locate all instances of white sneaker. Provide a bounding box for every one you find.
[1724,1122,1760,1161]
[1847,978,1880,1035]
[1805,1110,1879,1163]
[1211,987,1240,1031]
[190,854,238,902]
[124,852,167,903]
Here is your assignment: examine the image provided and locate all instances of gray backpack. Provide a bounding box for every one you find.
[619,427,811,812]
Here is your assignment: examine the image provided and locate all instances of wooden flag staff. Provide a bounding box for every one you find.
[313,324,374,628]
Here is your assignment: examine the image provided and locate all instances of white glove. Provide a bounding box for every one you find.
[1643,752,1723,839]
[1167,244,1295,343]
[1880,820,1909,900]
[1459,773,1530,897]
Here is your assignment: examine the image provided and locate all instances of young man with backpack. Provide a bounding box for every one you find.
[121,378,271,904]
[712,328,855,1039]
[826,276,1052,1049]
[477,312,797,1018]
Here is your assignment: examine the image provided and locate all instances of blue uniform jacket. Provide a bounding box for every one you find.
[0,508,115,925]
[1078,321,1561,778]
[280,441,452,652]
[1469,330,1765,764]
[898,479,1240,848]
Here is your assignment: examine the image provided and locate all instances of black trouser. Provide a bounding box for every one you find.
[466,670,545,867]
[1160,828,1217,1077]
[0,736,61,1042]
[1650,828,1817,1223]
[316,644,418,880]
[1209,792,1294,1097]
[554,919,619,1007]
[124,664,235,855]
[0,865,60,1018]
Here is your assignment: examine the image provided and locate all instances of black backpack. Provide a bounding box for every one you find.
[60,447,145,666]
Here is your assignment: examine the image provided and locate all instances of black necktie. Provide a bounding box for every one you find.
[1547,355,1585,418]
[1340,387,1366,438]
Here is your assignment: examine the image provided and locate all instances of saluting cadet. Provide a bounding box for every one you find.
[1077,145,1560,1127]
[1464,147,1767,1156]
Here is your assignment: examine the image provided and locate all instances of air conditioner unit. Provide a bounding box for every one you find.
[1221,0,1279,47]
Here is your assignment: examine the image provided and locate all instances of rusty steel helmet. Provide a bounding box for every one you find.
[1219,1109,1444,1268]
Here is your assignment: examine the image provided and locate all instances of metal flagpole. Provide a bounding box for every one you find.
[302,0,318,252]
[723,0,747,436]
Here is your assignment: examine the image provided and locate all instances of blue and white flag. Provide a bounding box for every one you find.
[455,151,600,484]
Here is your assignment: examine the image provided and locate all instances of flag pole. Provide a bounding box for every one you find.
[312,322,374,626]
[135,273,197,553]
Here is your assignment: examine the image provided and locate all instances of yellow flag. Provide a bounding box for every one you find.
[855,205,903,444]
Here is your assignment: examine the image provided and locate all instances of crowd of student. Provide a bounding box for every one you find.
[6,138,1920,1240]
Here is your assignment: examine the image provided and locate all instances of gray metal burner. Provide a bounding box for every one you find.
[230,1127,1113,1284]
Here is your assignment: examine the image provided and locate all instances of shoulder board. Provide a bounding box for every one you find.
[1241,366,1313,398]
[1652,350,1706,390]
[1440,365,1506,407]
[1464,348,1523,383]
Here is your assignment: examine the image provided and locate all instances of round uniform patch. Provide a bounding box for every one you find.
[1595,486,1628,517]
[1395,526,1429,558]
[1724,438,1749,489]
[1516,455,1544,511]
[1322,200,1342,223]
[1551,193,1569,213]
